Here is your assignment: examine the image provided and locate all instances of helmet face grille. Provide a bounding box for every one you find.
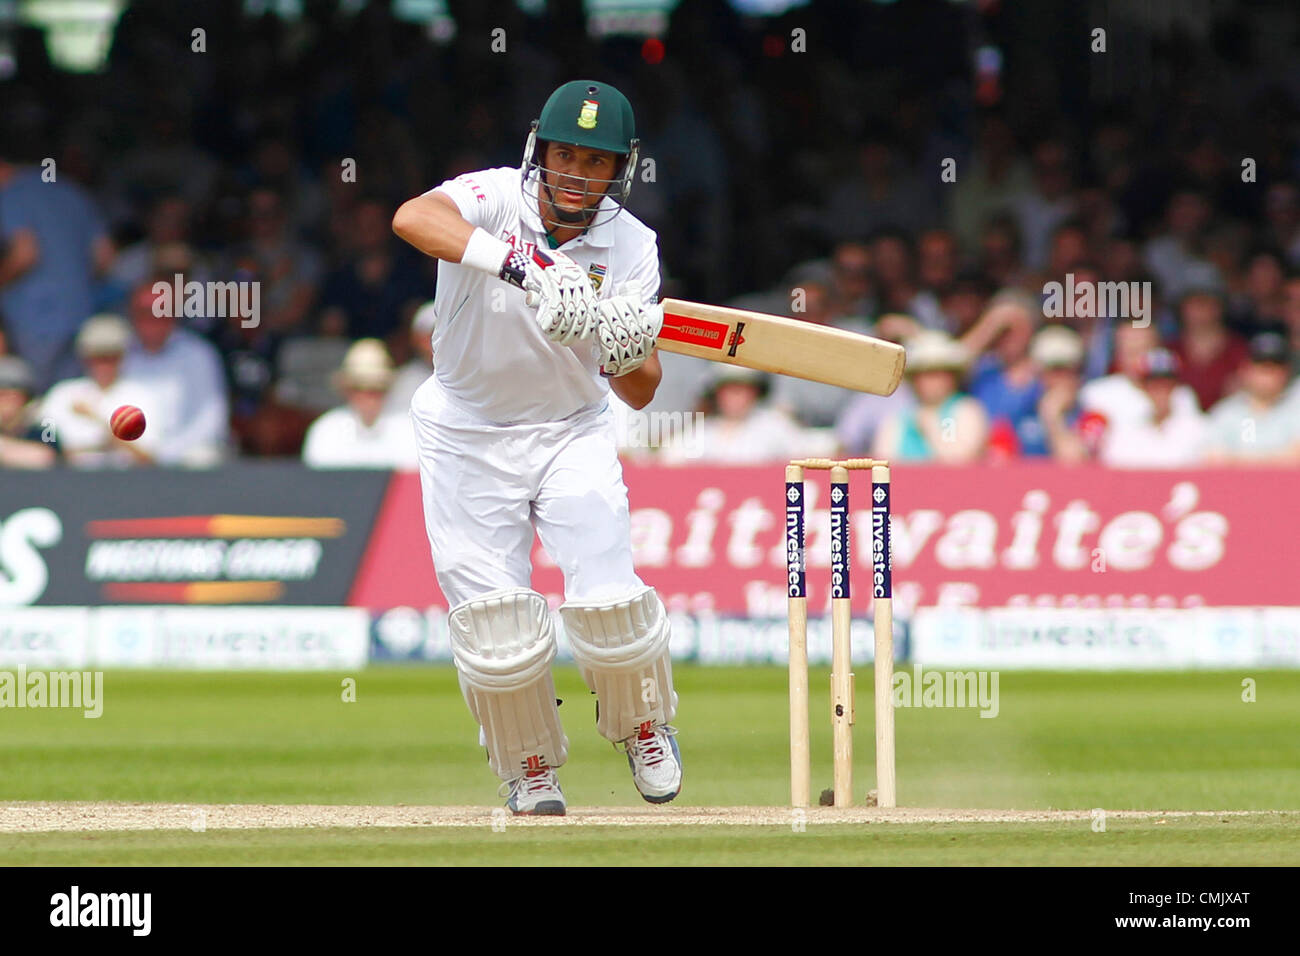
[519,120,640,234]
[518,152,638,233]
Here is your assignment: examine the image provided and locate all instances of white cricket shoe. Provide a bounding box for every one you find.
[620,721,682,804]
[501,763,566,816]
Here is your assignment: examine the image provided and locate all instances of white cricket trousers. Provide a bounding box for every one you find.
[409,375,644,607]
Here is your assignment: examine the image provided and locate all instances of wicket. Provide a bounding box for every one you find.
[785,457,896,809]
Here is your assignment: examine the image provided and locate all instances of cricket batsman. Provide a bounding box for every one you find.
[392,81,679,815]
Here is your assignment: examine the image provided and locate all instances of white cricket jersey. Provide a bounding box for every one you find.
[428,166,661,424]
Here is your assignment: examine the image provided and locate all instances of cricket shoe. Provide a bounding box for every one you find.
[501,763,566,816]
[620,721,682,804]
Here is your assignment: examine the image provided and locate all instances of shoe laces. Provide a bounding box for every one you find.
[520,769,556,795]
[620,721,677,766]
[498,765,556,799]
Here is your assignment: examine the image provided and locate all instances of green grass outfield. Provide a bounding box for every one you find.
[1,667,1298,864]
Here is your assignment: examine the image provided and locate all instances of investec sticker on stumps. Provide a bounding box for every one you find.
[785,481,805,598]
[872,481,891,599]
[830,481,849,599]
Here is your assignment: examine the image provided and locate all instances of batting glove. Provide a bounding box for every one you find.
[526,252,600,345]
[596,294,664,377]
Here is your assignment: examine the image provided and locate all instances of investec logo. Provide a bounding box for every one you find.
[785,483,803,597]
[872,485,890,598]
[829,484,848,599]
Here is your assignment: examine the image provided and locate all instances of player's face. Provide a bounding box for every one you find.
[542,142,618,215]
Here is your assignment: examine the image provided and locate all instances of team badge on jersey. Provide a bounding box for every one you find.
[587,262,607,291]
[578,99,599,129]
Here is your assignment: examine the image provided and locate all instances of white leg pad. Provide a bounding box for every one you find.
[449,588,568,780]
[559,586,678,742]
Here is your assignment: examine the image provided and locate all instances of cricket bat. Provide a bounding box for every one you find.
[655,298,906,396]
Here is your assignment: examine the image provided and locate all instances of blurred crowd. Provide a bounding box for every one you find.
[2,0,1299,470]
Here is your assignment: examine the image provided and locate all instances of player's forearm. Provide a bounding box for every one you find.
[609,354,661,410]
[392,194,477,264]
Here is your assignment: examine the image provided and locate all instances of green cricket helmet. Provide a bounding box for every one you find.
[521,80,640,231]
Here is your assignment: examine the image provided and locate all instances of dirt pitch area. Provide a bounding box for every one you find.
[0,803,1280,832]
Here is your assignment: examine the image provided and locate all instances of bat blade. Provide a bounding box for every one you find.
[655,298,905,396]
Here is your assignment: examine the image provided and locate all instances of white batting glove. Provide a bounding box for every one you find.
[595,291,664,377]
[525,251,599,345]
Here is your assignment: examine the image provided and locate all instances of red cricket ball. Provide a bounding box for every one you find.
[110,404,146,441]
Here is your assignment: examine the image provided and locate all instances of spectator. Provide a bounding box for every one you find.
[0,356,56,469]
[836,318,916,455]
[1043,219,1091,284]
[318,197,431,348]
[105,194,208,308]
[302,339,418,469]
[1171,290,1248,410]
[1284,273,1300,377]
[937,270,993,337]
[660,366,818,465]
[1142,188,1217,303]
[823,137,937,241]
[1263,181,1300,266]
[1099,349,1207,468]
[1203,332,1300,465]
[870,230,945,328]
[121,285,230,467]
[226,188,322,336]
[1102,236,1146,286]
[101,111,218,226]
[0,147,115,390]
[1080,322,1199,431]
[387,301,437,415]
[978,214,1030,290]
[917,229,959,300]
[1011,139,1076,271]
[1230,247,1288,332]
[950,112,1032,251]
[872,331,988,463]
[961,292,1041,455]
[1052,261,1113,381]
[209,282,319,458]
[41,315,161,468]
[1026,326,1093,463]
[828,241,876,318]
